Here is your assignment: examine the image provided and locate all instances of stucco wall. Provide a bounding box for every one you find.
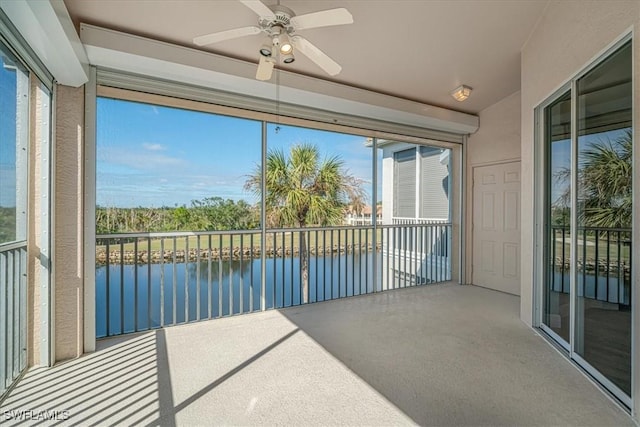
[27,77,45,366]
[465,91,521,285]
[54,84,85,361]
[521,2,640,414]
[520,0,640,329]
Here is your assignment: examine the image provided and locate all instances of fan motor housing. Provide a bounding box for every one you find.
[259,5,295,34]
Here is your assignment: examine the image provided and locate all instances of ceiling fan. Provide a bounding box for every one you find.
[193,0,353,81]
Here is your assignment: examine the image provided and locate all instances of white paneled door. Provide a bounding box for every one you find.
[472,161,521,295]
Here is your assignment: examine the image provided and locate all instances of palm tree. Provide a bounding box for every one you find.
[245,143,365,303]
[555,129,632,228]
[579,129,632,228]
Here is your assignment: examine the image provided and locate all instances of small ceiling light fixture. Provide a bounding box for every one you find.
[282,51,295,63]
[279,32,293,55]
[451,85,472,102]
[259,40,273,57]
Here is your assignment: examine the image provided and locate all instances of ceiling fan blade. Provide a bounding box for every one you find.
[193,26,261,46]
[292,36,342,76]
[256,55,275,81]
[239,0,276,20]
[290,8,353,31]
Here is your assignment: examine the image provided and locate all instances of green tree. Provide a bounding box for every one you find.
[172,205,191,229]
[244,143,365,303]
[555,129,632,228]
[191,197,259,230]
[0,207,17,242]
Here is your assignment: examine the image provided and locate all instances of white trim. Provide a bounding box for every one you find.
[456,139,465,284]
[468,157,521,168]
[0,7,52,89]
[15,60,29,242]
[540,324,570,352]
[570,77,578,356]
[80,24,478,137]
[372,138,379,291]
[573,352,632,408]
[0,0,88,86]
[48,83,56,365]
[630,29,638,421]
[414,148,420,218]
[533,100,544,328]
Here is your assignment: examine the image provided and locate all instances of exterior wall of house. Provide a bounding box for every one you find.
[465,91,521,285]
[381,142,450,223]
[381,141,415,223]
[521,2,640,415]
[53,84,85,361]
[27,77,46,366]
[520,0,640,327]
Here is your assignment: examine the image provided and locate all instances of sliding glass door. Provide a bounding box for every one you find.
[542,91,571,346]
[540,39,632,405]
[574,41,633,398]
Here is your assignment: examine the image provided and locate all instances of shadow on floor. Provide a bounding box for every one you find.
[0,283,633,426]
[278,283,632,426]
[1,330,173,426]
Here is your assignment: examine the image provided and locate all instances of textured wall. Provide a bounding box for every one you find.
[467,91,521,165]
[27,77,44,366]
[521,2,640,414]
[520,0,640,327]
[465,91,521,286]
[54,84,84,361]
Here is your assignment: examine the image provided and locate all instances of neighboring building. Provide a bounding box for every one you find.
[375,140,452,286]
[345,204,382,225]
[377,140,451,225]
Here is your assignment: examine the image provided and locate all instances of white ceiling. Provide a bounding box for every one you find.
[62,0,549,114]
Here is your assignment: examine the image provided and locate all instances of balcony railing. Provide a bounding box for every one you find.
[96,222,452,338]
[0,241,27,400]
[391,217,448,225]
[550,226,631,305]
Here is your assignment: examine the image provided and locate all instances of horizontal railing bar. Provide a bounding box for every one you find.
[551,226,631,233]
[97,223,454,242]
[97,230,262,239]
[391,217,448,222]
[379,223,452,230]
[0,241,28,253]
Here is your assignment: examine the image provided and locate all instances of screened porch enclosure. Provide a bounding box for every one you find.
[93,90,460,338]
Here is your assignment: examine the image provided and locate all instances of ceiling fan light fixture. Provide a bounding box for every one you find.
[193,0,353,79]
[259,41,273,57]
[279,32,293,54]
[282,51,295,64]
[451,85,472,102]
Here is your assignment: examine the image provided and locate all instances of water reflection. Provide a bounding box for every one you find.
[96,252,380,338]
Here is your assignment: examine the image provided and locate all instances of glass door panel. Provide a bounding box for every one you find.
[575,41,632,396]
[543,91,572,344]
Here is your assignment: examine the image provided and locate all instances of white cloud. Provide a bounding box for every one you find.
[142,143,166,151]
[100,146,186,172]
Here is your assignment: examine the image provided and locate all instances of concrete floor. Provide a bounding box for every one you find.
[1,283,634,426]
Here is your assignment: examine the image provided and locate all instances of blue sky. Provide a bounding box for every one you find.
[97,98,377,208]
[0,53,17,208]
